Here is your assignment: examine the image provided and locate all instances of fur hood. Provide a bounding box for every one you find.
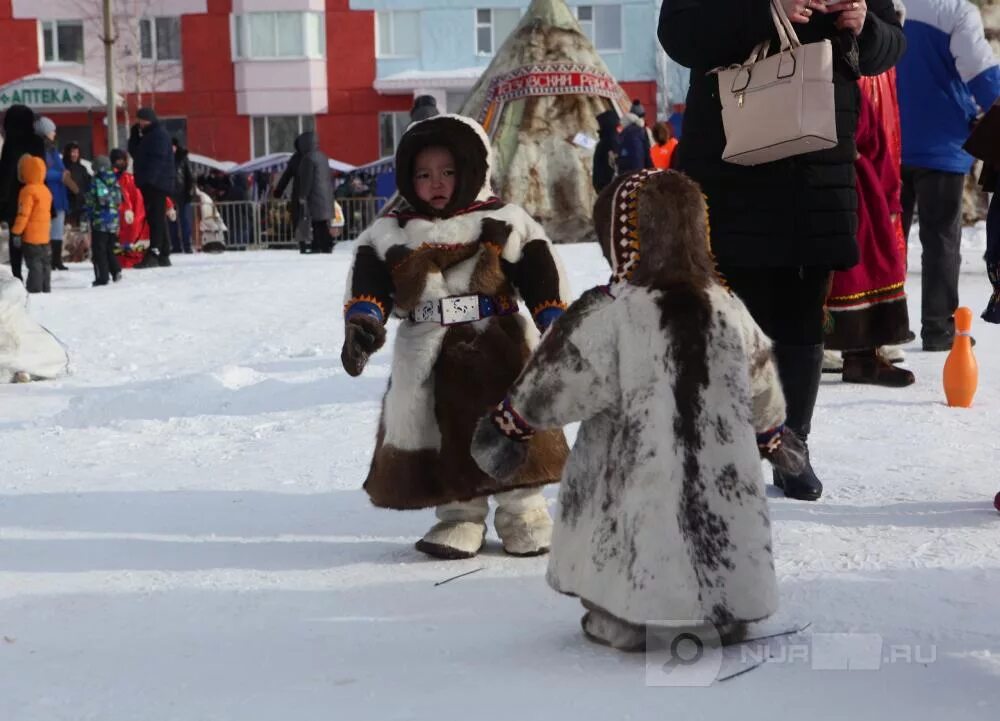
[594,169,716,293]
[394,114,494,218]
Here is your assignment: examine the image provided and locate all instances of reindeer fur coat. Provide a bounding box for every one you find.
[343,115,570,510]
[475,170,784,628]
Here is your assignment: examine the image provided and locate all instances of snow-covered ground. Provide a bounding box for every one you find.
[1,233,998,721]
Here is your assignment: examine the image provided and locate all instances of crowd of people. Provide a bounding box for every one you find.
[337,0,998,650]
[583,0,999,501]
[0,106,205,289]
[0,105,373,286]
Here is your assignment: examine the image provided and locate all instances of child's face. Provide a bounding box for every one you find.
[413,146,456,210]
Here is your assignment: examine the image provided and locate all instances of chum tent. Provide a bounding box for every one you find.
[459,0,631,244]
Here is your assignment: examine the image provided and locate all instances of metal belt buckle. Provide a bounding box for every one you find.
[440,295,481,325]
[411,300,440,323]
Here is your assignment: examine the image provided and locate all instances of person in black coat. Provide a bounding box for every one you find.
[62,142,91,227]
[273,131,333,253]
[0,105,45,279]
[660,0,905,501]
[593,109,621,192]
[128,107,175,267]
[169,137,196,254]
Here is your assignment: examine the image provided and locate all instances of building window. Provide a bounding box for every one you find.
[252,115,315,157]
[379,112,410,158]
[575,5,623,52]
[475,8,520,56]
[376,11,419,58]
[233,12,325,60]
[140,17,182,62]
[41,20,84,64]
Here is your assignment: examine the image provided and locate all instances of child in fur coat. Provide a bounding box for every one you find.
[341,114,570,559]
[473,170,804,650]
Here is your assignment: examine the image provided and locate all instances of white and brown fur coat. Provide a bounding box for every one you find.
[475,170,786,628]
[343,115,570,510]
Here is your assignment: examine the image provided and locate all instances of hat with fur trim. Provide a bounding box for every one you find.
[394,114,494,218]
[593,169,719,292]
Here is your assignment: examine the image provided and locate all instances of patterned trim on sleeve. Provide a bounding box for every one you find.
[344,295,386,324]
[532,300,568,331]
[756,424,785,457]
[491,396,536,442]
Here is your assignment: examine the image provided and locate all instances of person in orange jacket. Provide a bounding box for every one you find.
[11,155,53,293]
[650,122,678,170]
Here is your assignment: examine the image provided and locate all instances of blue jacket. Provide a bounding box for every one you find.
[897,0,1000,173]
[617,115,652,174]
[44,145,70,213]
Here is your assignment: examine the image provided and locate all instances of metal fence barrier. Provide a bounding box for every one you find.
[203,197,388,251]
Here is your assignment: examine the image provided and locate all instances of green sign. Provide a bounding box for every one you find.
[0,87,89,107]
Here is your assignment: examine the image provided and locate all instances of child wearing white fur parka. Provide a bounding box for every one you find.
[473,169,804,649]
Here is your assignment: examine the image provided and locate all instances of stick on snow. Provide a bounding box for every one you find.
[434,567,485,587]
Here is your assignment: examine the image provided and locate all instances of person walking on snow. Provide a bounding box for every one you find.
[83,156,124,286]
[617,100,653,174]
[896,0,1000,350]
[128,108,175,267]
[341,114,571,560]
[274,132,334,254]
[472,169,803,650]
[660,0,906,501]
[0,104,45,279]
[35,117,74,271]
[10,155,53,294]
[169,137,196,255]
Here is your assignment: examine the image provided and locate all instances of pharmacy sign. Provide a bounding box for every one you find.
[0,75,107,111]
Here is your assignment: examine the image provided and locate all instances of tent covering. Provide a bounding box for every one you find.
[459,0,630,244]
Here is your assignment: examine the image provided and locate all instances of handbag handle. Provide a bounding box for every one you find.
[745,0,803,65]
[770,0,802,50]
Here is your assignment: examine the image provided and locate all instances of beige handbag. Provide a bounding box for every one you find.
[713,0,837,166]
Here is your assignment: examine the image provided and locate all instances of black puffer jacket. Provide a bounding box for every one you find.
[0,105,45,227]
[128,115,175,195]
[593,109,621,192]
[659,0,905,269]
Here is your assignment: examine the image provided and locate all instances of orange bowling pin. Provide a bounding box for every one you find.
[943,307,978,407]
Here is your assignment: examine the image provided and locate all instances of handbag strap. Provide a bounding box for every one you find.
[744,0,803,65]
[770,0,802,51]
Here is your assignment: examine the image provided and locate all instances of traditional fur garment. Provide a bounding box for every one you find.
[475,171,785,628]
[343,115,570,510]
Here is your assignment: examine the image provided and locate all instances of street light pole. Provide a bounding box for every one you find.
[103,0,118,149]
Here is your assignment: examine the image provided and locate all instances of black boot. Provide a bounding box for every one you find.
[772,343,824,501]
[51,240,68,270]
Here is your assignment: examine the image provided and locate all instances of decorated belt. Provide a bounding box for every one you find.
[409,294,519,326]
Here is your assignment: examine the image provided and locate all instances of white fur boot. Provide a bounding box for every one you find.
[878,345,906,364]
[821,349,843,373]
[493,488,553,557]
[415,497,488,560]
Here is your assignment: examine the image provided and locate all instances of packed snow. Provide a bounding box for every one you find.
[1,230,998,720]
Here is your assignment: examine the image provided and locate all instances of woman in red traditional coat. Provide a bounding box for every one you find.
[824,72,914,386]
